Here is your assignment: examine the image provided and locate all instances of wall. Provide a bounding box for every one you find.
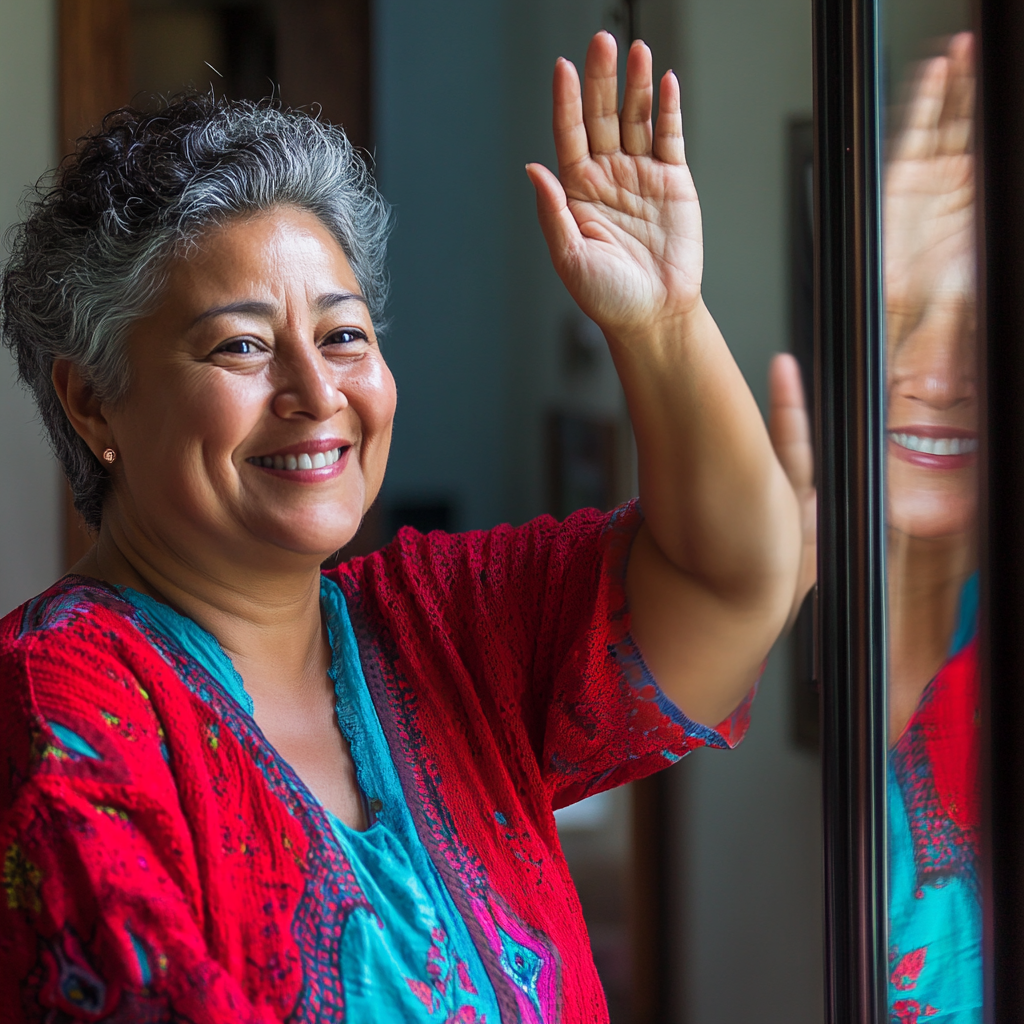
[667,0,823,1021]
[372,0,511,531]
[0,0,60,616]
[373,0,628,531]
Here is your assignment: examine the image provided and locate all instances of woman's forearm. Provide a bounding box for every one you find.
[608,300,800,603]
[608,301,801,725]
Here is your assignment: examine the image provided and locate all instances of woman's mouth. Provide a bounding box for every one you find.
[247,446,346,471]
[888,427,978,470]
[245,441,351,480]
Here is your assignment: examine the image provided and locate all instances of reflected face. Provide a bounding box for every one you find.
[886,300,977,539]
[103,206,396,566]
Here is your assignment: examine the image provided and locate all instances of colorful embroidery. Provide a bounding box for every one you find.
[3,844,42,913]
[1,503,747,1023]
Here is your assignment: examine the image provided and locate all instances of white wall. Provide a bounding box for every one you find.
[0,0,60,617]
[668,0,824,1021]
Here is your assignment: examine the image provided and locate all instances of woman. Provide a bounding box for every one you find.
[884,33,980,1024]
[771,32,980,1024]
[0,33,800,1023]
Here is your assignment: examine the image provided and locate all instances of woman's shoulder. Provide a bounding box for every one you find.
[328,501,641,595]
[0,574,158,706]
[0,576,180,806]
[1,574,135,648]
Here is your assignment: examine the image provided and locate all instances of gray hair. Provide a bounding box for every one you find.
[1,95,391,530]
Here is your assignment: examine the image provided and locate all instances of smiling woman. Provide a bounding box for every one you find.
[0,32,802,1024]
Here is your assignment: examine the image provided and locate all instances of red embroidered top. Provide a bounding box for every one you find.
[0,503,750,1023]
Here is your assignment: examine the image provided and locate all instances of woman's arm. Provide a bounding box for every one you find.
[527,33,801,726]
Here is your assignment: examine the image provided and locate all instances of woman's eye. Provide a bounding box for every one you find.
[216,338,259,355]
[324,328,367,347]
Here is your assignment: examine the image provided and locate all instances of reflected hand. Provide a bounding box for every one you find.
[527,32,702,336]
[769,353,817,629]
[884,32,975,349]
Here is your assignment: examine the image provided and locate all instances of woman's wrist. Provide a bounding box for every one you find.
[598,296,713,359]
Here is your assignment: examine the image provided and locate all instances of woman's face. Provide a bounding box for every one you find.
[103,206,396,568]
[886,300,977,540]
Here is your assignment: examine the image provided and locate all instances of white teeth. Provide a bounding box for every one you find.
[250,447,344,470]
[892,432,977,455]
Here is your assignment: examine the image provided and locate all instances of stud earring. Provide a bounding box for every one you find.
[102,448,117,464]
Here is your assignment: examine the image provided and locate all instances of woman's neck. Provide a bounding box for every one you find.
[887,527,975,745]
[73,517,329,702]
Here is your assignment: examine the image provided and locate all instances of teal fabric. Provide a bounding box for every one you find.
[949,572,979,658]
[119,581,500,1022]
[888,769,982,1022]
[887,570,981,1023]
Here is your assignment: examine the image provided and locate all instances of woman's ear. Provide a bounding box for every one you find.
[51,360,114,459]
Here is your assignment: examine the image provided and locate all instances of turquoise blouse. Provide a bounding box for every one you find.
[119,577,501,1023]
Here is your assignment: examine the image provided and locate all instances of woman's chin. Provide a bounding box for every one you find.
[246,513,364,564]
[887,503,978,542]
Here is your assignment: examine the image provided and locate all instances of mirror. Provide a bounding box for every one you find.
[880,2,980,1021]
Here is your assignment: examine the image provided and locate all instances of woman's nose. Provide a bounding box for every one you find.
[892,305,976,410]
[271,341,347,421]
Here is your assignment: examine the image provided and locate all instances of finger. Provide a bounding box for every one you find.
[526,162,585,261]
[582,31,621,155]
[939,32,975,156]
[552,57,590,173]
[893,55,948,161]
[653,69,685,164]
[620,40,654,156]
[768,353,814,493]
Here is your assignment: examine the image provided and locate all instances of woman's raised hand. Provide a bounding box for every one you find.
[526,32,702,336]
[884,32,975,351]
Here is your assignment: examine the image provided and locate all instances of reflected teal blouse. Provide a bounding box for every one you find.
[888,573,981,1023]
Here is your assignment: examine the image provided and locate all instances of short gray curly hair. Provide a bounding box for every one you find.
[1,94,391,531]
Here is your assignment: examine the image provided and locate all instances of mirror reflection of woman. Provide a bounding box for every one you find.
[770,31,980,1024]
[884,33,979,1024]
[0,33,802,1022]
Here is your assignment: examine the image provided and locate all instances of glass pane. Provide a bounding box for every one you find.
[880,2,981,1019]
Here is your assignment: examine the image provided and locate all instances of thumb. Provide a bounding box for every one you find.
[525,162,584,263]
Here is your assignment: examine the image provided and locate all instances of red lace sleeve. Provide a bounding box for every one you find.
[0,616,279,1023]
[332,501,752,812]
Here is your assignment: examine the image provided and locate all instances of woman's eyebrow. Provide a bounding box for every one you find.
[190,292,367,327]
[191,300,277,326]
[314,291,369,312]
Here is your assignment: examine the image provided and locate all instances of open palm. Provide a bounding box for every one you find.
[884,32,975,351]
[527,33,704,335]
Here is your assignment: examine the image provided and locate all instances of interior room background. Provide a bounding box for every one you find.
[0,1,820,1021]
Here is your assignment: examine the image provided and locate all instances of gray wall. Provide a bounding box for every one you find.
[0,0,60,617]
[669,0,823,1020]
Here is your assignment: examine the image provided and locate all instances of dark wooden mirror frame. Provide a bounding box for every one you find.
[817,0,1024,1018]
[979,0,1024,1017]
[814,0,888,1020]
